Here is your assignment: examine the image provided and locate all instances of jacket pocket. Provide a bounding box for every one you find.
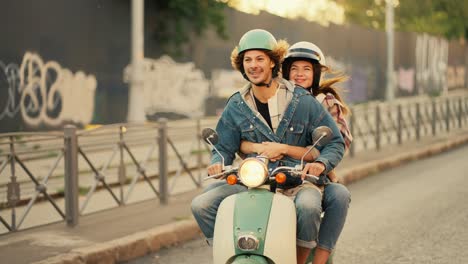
[240,121,258,142]
[284,123,305,146]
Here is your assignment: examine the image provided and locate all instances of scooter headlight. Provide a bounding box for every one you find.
[237,234,259,251]
[238,158,268,188]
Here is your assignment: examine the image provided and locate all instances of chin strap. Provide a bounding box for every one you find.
[256,78,273,88]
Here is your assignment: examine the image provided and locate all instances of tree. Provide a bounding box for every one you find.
[146,0,229,57]
[340,0,468,40]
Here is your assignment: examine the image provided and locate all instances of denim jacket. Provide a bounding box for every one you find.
[211,78,345,187]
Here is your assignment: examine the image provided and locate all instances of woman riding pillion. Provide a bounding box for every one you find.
[239,41,352,264]
[191,29,346,264]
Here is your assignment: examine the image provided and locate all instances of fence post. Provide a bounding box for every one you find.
[118,126,126,204]
[196,118,202,185]
[446,98,450,132]
[349,108,355,158]
[416,102,421,141]
[432,100,436,136]
[158,118,169,205]
[458,98,462,129]
[397,104,402,144]
[375,105,381,151]
[64,125,79,227]
[7,136,20,231]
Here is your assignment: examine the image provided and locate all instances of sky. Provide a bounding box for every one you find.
[222,0,345,26]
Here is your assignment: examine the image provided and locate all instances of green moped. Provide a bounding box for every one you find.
[202,126,334,264]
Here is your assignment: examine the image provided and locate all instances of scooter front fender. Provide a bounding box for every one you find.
[213,190,296,264]
[230,254,269,264]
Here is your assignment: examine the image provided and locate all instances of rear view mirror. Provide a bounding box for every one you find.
[312,126,333,147]
[202,128,218,145]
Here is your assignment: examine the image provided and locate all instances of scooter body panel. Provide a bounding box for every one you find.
[213,188,296,264]
[263,193,296,263]
[213,194,237,263]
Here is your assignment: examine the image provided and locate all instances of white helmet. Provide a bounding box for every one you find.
[282,41,326,90]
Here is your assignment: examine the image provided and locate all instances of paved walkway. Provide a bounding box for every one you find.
[1,126,468,264]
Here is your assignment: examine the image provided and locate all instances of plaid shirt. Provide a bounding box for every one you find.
[240,78,293,134]
[316,93,353,151]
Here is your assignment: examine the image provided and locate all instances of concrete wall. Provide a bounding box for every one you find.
[0,2,466,132]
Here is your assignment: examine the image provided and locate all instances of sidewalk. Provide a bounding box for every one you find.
[1,127,468,264]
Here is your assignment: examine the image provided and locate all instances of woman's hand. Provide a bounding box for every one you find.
[259,142,286,161]
[240,141,284,161]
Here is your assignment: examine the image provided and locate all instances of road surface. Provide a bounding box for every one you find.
[125,144,468,264]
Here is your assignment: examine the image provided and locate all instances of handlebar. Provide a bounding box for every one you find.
[288,170,320,184]
[271,166,320,184]
[203,166,238,181]
[204,163,322,185]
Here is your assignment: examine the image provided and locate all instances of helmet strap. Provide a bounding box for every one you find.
[256,78,273,88]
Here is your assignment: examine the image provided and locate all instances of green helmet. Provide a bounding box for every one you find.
[235,29,280,82]
[238,29,277,54]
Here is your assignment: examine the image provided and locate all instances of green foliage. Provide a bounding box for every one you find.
[340,0,468,40]
[148,0,229,56]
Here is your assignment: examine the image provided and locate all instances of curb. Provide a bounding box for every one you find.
[34,134,468,264]
[340,134,468,185]
[32,220,202,264]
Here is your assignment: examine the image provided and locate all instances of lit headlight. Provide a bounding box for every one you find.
[238,158,268,188]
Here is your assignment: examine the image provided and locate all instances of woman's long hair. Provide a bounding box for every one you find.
[313,67,351,116]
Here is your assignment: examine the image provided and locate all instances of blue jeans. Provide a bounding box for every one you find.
[318,183,351,251]
[191,181,247,244]
[191,181,350,250]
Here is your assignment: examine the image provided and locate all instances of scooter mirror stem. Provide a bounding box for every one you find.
[300,133,326,169]
[206,137,225,171]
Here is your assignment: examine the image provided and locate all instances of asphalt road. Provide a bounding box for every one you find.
[127,144,468,264]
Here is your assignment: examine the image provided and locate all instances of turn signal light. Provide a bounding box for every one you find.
[275,172,286,184]
[226,174,238,185]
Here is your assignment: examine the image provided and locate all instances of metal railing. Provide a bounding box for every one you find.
[1,92,468,234]
[348,94,468,156]
[0,118,217,233]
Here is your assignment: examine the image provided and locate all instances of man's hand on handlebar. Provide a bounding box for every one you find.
[301,162,325,180]
[207,163,223,178]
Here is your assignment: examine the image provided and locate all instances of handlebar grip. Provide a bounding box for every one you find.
[203,171,226,180]
[303,174,320,184]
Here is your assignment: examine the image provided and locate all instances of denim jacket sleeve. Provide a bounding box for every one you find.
[308,97,345,174]
[210,101,241,166]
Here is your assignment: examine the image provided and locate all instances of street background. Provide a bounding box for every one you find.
[0,1,467,263]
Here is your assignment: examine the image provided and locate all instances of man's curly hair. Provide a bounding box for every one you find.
[230,39,289,78]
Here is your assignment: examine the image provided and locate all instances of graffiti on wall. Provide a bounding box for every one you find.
[211,69,246,98]
[397,67,415,93]
[446,66,466,90]
[416,34,449,94]
[1,52,97,128]
[0,61,21,120]
[124,56,209,117]
[326,56,373,103]
[209,56,376,104]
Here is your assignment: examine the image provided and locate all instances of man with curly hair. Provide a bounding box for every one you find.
[191,29,345,264]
